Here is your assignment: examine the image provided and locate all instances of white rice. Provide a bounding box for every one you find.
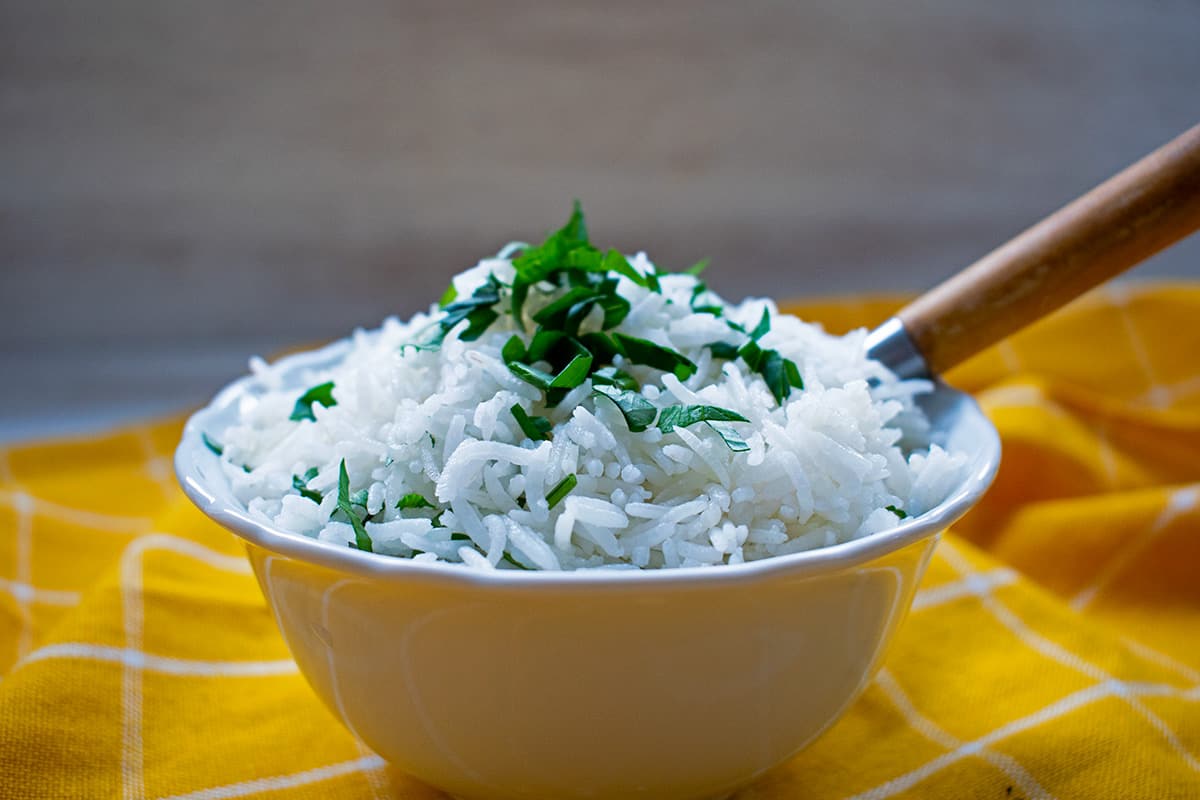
[218,252,967,570]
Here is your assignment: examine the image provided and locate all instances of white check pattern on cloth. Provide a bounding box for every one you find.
[844,540,1200,800]
[49,521,1192,799]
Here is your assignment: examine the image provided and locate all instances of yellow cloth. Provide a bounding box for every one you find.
[2,283,1198,799]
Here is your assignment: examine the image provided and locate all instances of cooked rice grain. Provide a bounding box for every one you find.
[219,255,966,570]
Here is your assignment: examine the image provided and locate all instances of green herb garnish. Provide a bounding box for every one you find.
[698,308,806,405]
[501,334,528,364]
[656,405,749,433]
[531,279,629,333]
[337,459,373,553]
[748,307,772,340]
[612,334,697,380]
[546,473,578,509]
[506,360,557,391]
[689,281,724,316]
[655,405,751,452]
[397,493,435,510]
[506,203,659,335]
[706,341,739,359]
[418,204,788,436]
[577,331,620,364]
[590,366,638,391]
[513,200,592,284]
[439,274,502,343]
[592,385,658,432]
[602,248,660,292]
[531,285,597,330]
[707,421,750,452]
[509,280,531,331]
[886,505,909,519]
[511,404,553,441]
[290,381,337,422]
[202,432,224,456]
[733,339,804,405]
[503,334,593,406]
[549,345,594,389]
[292,468,323,504]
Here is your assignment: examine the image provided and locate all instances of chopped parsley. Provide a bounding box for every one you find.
[437,274,502,344]
[292,468,323,504]
[737,340,804,404]
[290,381,337,422]
[590,365,638,391]
[706,341,739,360]
[886,505,909,519]
[702,309,804,405]
[546,473,578,509]
[700,307,811,407]
[406,203,784,451]
[653,404,752,452]
[592,385,658,433]
[201,432,224,456]
[656,405,749,433]
[603,248,661,292]
[706,421,750,452]
[337,460,373,553]
[502,334,594,406]
[690,281,724,316]
[511,404,553,441]
[747,307,772,341]
[513,201,592,282]
[419,205,732,418]
[531,279,629,333]
[611,333,697,380]
[397,493,436,510]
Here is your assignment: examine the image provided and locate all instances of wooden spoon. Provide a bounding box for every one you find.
[866,122,1200,379]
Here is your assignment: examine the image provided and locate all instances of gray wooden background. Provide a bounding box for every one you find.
[2,0,1198,441]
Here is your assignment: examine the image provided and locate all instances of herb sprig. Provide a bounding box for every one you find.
[290,382,337,422]
[257,205,829,568]
[546,473,578,509]
[337,460,373,553]
[202,432,224,456]
[397,493,436,510]
[292,467,323,504]
[400,202,809,450]
[703,308,805,405]
[511,404,552,441]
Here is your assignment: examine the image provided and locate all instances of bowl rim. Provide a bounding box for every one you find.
[175,339,1001,592]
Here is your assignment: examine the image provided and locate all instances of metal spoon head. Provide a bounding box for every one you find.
[864,317,930,381]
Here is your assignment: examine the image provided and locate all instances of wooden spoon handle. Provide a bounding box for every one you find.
[896,122,1200,376]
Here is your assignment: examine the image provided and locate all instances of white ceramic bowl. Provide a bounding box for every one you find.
[176,341,1000,800]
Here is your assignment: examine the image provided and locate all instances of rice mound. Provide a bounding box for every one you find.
[218,253,966,571]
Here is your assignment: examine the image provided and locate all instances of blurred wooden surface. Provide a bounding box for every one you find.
[2,0,1198,440]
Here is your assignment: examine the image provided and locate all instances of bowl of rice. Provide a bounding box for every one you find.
[176,205,1000,800]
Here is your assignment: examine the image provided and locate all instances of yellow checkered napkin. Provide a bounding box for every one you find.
[2,284,1198,799]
